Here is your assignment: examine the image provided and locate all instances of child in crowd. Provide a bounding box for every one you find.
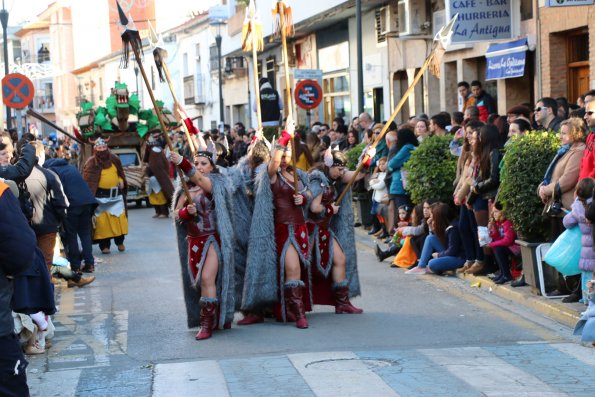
[487,202,520,284]
[374,205,411,263]
[563,177,595,304]
[573,270,595,344]
[368,157,388,237]
[387,204,423,268]
[405,202,465,275]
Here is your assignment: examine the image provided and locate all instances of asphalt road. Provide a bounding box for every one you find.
[25,207,594,396]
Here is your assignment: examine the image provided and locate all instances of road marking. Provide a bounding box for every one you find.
[421,346,568,397]
[28,369,81,397]
[288,351,400,397]
[153,361,230,397]
[551,342,595,366]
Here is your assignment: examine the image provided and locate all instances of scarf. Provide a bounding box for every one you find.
[542,144,570,185]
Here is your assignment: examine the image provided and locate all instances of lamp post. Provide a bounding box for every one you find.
[208,5,228,127]
[215,30,224,124]
[0,0,10,130]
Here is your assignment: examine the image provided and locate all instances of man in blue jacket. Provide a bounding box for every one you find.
[0,180,36,396]
[44,156,98,274]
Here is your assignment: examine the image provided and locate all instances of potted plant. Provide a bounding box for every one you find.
[403,135,457,205]
[498,130,560,293]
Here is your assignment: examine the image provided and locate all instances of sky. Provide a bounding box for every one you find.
[5,0,220,30]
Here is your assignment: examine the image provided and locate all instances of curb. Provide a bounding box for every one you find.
[355,227,583,329]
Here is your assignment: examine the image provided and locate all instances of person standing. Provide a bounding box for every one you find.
[0,180,36,397]
[534,97,563,133]
[471,80,496,122]
[144,132,174,219]
[457,81,476,112]
[83,138,128,254]
[45,155,97,274]
[256,77,283,127]
[579,100,595,181]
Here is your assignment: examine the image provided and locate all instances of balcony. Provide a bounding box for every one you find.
[183,74,206,105]
[33,94,54,113]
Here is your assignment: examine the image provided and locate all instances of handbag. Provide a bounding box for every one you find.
[542,183,563,217]
[544,226,581,276]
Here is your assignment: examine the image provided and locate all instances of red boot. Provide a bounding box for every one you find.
[333,283,363,314]
[285,281,308,329]
[237,313,265,326]
[195,298,217,340]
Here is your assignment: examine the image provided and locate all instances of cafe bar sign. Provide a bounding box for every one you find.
[447,0,513,43]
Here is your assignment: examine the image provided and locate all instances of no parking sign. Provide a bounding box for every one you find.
[294,79,322,110]
[2,73,35,109]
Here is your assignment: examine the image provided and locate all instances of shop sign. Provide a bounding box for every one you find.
[547,0,594,6]
[485,38,528,80]
[447,0,513,43]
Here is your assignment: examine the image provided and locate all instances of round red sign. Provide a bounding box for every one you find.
[294,79,323,110]
[2,73,35,109]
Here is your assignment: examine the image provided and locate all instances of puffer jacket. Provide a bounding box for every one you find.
[563,198,595,271]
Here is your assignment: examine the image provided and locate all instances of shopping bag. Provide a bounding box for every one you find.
[544,226,581,276]
[393,236,417,268]
[478,226,491,247]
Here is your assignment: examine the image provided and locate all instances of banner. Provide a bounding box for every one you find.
[547,0,594,6]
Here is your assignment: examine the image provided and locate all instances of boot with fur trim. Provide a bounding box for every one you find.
[284,280,308,329]
[333,280,363,314]
[195,297,217,340]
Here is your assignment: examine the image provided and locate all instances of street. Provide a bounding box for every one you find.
[26,207,595,397]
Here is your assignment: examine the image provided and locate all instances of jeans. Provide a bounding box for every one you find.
[0,333,29,397]
[428,256,466,274]
[418,234,444,268]
[63,204,94,271]
[493,246,512,279]
[459,205,482,262]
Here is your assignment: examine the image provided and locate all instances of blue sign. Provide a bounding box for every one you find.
[485,38,528,80]
[447,0,513,43]
[547,0,594,6]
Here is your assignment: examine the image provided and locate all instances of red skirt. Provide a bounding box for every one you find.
[187,233,221,284]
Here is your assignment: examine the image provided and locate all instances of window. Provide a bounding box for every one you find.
[37,43,50,63]
[210,45,218,71]
[323,72,351,122]
[183,52,189,76]
[266,57,276,89]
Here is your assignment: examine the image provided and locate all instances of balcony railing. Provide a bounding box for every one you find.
[184,74,206,105]
[183,75,195,105]
[33,94,54,113]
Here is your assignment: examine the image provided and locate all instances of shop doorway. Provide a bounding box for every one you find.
[568,31,589,103]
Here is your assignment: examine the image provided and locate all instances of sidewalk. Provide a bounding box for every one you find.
[355,227,583,329]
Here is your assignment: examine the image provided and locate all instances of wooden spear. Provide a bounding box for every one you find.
[334,14,459,206]
[241,0,264,136]
[273,0,299,192]
[115,0,192,204]
[149,23,197,155]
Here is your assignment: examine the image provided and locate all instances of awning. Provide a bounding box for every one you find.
[485,38,528,81]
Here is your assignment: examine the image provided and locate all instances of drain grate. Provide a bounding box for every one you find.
[304,358,399,371]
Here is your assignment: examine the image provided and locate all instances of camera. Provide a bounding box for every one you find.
[549,201,562,216]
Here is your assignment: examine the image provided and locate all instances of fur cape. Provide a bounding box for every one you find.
[308,169,361,298]
[147,149,174,201]
[241,167,311,315]
[171,172,236,329]
[82,152,127,195]
[221,156,262,310]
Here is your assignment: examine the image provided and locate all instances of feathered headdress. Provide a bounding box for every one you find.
[116,0,143,68]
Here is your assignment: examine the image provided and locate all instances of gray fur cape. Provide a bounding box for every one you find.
[172,172,236,329]
[241,167,311,317]
[308,169,361,298]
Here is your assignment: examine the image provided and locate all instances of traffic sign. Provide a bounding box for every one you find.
[294,79,322,110]
[2,73,35,109]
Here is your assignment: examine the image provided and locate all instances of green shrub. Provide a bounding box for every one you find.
[498,131,560,242]
[403,135,457,205]
[346,143,366,171]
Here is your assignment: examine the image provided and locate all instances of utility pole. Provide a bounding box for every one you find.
[0,0,11,130]
[356,0,364,115]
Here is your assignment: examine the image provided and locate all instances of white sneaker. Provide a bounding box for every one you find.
[404,266,428,275]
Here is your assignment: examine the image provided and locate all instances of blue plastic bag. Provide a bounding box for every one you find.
[544,226,581,276]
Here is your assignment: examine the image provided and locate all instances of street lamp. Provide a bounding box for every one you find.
[208,6,229,127]
[0,0,11,130]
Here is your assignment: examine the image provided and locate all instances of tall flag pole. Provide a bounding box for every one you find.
[149,22,197,156]
[334,14,459,206]
[241,0,264,139]
[115,0,192,204]
[272,0,298,192]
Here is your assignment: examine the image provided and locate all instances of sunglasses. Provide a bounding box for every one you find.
[586,111,595,116]
[320,128,327,131]
[534,107,543,112]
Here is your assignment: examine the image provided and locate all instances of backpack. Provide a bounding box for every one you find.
[17,181,34,223]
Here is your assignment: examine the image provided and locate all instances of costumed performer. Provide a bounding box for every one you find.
[240,127,312,329]
[307,147,369,313]
[144,131,174,218]
[82,137,128,254]
[170,146,235,341]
